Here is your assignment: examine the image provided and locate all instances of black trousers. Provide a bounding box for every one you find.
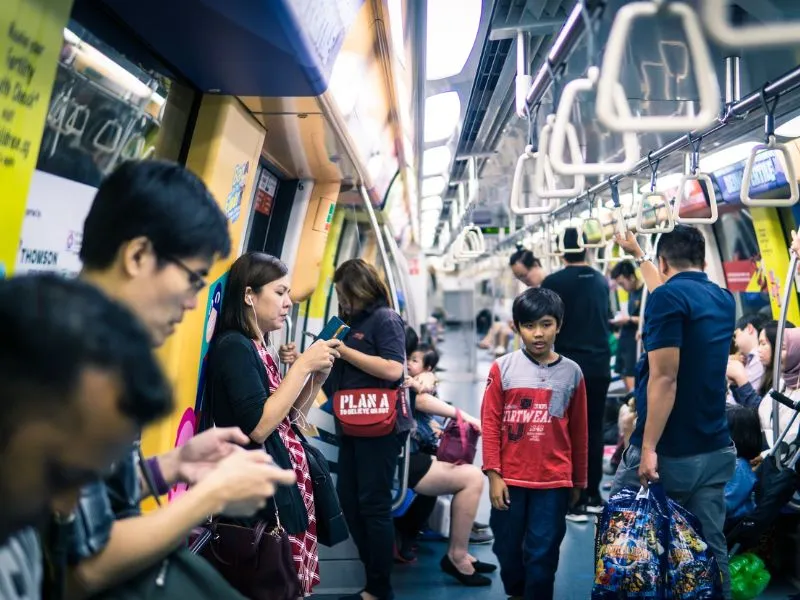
[584,376,611,500]
[337,434,401,598]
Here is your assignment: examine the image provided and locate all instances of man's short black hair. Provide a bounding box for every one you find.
[415,343,440,371]
[561,227,587,263]
[0,274,173,436]
[80,160,232,269]
[509,247,542,269]
[736,313,769,333]
[726,406,763,461]
[656,224,705,270]
[610,261,637,279]
[512,287,565,328]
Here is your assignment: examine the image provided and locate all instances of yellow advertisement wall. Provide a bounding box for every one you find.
[0,0,74,278]
[140,95,265,510]
[290,182,340,303]
[751,206,800,324]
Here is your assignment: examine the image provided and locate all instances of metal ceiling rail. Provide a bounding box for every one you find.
[491,63,800,255]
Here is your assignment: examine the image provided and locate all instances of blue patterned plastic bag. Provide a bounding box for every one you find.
[592,485,670,599]
[665,496,723,599]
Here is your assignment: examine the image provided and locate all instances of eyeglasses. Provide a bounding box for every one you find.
[163,254,207,293]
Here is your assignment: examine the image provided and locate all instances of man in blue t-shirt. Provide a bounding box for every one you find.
[611,225,737,599]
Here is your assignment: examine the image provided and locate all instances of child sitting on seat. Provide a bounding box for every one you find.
[725,406,761,524]
[482,287,587,600]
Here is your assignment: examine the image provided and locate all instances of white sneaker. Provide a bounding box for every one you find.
[565,509,589,523]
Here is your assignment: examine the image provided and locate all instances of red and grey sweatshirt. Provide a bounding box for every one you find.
[481,350,588,489]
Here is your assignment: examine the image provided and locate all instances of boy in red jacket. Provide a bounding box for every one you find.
[481,287,588,600]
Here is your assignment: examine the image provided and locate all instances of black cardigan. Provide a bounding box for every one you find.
[203,330,308,534]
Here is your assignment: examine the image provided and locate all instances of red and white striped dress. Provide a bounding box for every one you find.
[255,342,320,597]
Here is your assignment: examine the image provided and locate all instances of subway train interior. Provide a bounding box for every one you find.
[8,0,800,598]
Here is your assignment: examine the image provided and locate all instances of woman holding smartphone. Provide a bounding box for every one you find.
[205,252,341,597]
[324,259,408,600]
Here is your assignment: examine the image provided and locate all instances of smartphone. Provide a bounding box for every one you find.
[315,315,350,341]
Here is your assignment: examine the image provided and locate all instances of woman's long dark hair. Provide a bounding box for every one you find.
[760,319,796,396]
[215,252,288,340]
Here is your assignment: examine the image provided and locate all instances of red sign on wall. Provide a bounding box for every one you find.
[722,259,757,292]
[254,170,278,216]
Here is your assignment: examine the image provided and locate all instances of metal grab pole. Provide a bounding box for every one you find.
[772,251,799,444]
[359,186,399,310]
[281,312,294,377]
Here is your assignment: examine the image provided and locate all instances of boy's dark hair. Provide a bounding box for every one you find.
[0,274,173,435]
[655,224,704,270]
[415,343,440,371]
[610,260,637,279]
[726,406,763,461]
[561,227,587,263]
[509,247,542,269]
[80,160,232,269]
[736,313,769,333]
[512,287,565,328]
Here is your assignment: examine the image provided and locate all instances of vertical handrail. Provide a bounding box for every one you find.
[771,251,799,444]
[281,312,294,377]
[359,186,399,310]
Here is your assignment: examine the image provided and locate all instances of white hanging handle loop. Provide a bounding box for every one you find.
[596,1,720,133]
[544,221,565,258]
[636,155,675,233]
[674,136,718,224]
[509,146,558,215]
[702,0,800,48]
[64,102,90,137]
[549,67,640,176]
[534,115,585,199]
[93,119,123,153]
[579,193,608,248]
[741,91,799,207]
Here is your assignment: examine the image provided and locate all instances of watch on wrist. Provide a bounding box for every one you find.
[635,253,652,266]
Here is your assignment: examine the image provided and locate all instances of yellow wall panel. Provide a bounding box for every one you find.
[0,0,74,277]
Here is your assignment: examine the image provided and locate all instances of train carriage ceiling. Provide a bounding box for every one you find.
[420,0,800,253]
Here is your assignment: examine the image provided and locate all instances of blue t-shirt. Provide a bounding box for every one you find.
[629,271,734,457]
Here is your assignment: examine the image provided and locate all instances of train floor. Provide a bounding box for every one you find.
[318,325,800,599]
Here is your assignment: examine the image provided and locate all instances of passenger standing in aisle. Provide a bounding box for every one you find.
[540,227,611,519]
[482,288,587,600]
[324,259,408,600]
[609,261,644,393]
[611,224,736,599]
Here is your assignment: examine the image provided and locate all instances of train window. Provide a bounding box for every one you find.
[712,210,771,318]
[16,18,197,278]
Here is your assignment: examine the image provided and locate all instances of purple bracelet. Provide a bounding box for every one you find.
[145,457,171,496]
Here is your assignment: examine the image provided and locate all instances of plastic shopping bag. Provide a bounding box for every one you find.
[592,485,670,598]
[729,553,770,600]
[665,496,723,599]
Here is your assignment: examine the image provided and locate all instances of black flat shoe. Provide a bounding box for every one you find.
[440,555,492,586]
[470,559,497,573]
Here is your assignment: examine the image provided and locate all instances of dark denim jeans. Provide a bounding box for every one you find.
[489,486,570,599]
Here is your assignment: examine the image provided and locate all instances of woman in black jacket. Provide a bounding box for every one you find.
[324,259,407,600]
[205,252,340,597]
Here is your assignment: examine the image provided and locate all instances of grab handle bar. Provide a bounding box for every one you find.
[740,136,799,207]
[557,219,584,254]
[509,147,558,215]
[636,192,675,234]
[702,0,800,48]
[549,67,639,176]
[674,173,719,224]
[596,1,720,133]
[534,115,585,199]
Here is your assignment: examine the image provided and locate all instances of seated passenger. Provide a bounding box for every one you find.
[724,406,761,524]
[402,347,494,586]
[204,252,342,596]
[0,274,172,598]
[726,314,769,405]
[56,160,296,599]
[728,320,795,409]
[482,288,587,600]
[758,328,800,448]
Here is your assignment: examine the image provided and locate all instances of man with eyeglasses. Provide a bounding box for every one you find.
[47,160,296,597]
